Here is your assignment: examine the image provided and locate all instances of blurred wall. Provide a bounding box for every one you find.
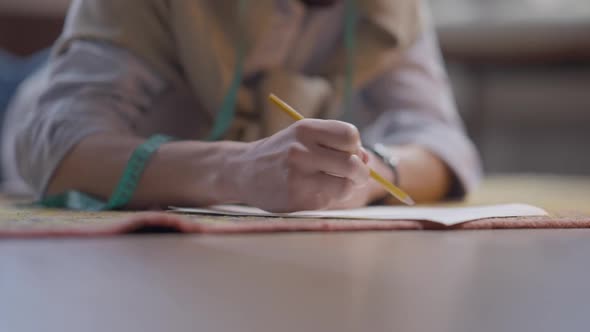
[430,0,590,176]
[0,0,68,55]
[0,0,70,16]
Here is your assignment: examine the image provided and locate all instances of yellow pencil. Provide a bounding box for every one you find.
[268,94,415,206]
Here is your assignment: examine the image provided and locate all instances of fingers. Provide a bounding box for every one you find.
[277,119,371,211]
[293,145,370,186]
[285,119,370,185]
[359,147,369,164]
[293,119,362,154]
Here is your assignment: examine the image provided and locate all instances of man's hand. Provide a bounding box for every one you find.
[226,119,371,212]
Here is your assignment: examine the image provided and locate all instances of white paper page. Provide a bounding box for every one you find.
[171,203,548,226]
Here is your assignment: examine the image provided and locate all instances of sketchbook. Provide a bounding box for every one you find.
[171,203,548,227]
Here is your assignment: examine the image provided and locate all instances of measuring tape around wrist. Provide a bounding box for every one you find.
[39,134,173,211]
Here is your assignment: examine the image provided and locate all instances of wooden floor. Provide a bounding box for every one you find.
[3,230,590,332]
[1,175,590,332]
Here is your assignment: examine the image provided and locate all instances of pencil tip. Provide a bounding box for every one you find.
[403,197,415,206]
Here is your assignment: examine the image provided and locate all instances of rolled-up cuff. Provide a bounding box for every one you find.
[14,108,129,199]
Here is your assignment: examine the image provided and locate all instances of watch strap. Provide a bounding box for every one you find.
[369,143,401,187]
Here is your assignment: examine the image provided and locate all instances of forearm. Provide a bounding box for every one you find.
[47,134,246,208]
[367,144,452,204]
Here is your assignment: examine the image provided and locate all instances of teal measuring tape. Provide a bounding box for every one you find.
[39,135,173,211]
[105,134,173,209]
[208,0,359,140]
[39,1,358,211]
[206,0,248,141]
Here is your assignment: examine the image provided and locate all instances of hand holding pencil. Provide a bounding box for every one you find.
[226,102,392,213]
[224,93,413,212]
[268,94,414,206]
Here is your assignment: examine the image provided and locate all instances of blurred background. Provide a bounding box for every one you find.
[431,0,590,176]
[0,0,589,177]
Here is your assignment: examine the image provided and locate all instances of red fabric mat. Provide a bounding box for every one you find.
[1,212,590,238]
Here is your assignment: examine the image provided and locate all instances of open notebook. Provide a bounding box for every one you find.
[172,203,548,227]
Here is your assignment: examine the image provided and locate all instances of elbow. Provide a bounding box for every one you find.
[10,113,101,198]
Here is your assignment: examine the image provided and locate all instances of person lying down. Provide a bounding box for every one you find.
[2,0,481,212]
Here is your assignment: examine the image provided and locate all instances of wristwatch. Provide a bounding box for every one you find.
[368,143,401,186]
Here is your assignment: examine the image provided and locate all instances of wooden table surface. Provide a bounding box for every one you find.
[3,231,590,332]
[1,175,590,332]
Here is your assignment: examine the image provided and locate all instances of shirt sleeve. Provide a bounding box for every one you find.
[2,41,167,197]
[360,7,482,198]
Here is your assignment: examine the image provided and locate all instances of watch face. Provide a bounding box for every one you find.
[374,143,389,157]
